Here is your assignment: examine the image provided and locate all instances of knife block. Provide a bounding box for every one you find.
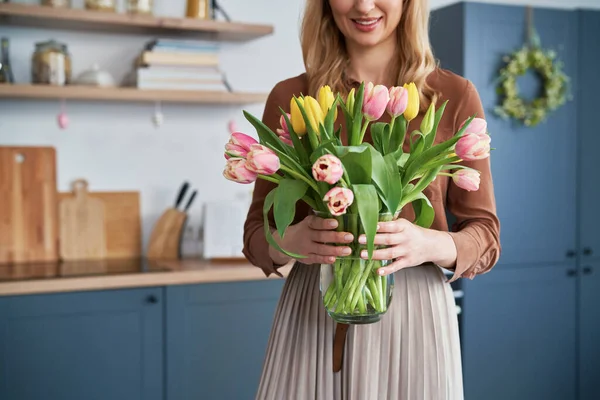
[146,208,187,260]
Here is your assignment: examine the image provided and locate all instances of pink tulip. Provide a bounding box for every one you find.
[387,86,408,117]
[279,136,293,146]
[245,144,280,175]
[459,117,487,135]
[455,132,491,161]
[312,154,344,184]
[224,143,248,159]
[362,82,390,121]
[323,187,354,216]
[223,158,258,184]
[276,113,290,137]
[229,132,258,152]
[452,169,480,191]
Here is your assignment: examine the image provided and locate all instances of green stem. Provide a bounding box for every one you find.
[358,120,370,143]
[279,165,320,193]
[257,174,281,184]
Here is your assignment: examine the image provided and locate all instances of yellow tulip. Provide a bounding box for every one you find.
[304,95,325,132]
[346,88,356,115]
[317,85,337,120]
[290,96,306,136]
[403,82,419,121]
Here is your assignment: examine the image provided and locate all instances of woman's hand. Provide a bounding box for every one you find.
[358,218,458,276]
[269,215,354,265]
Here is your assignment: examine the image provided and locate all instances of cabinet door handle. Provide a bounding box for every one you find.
[583,266,593,275]
[146,295,159,304]
[567,269,577,277]
[566,250,576,258]
[583,247,593,256]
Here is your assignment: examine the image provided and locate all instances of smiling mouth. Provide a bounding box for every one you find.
[351,17,383,26]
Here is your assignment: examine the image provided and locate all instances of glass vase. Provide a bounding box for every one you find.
[315,210,396,325]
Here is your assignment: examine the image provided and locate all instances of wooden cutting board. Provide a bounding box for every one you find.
[58,184,141,260]
[0,146,59,264]
[59,179,107,260]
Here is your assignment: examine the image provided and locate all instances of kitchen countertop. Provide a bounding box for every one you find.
[0,258,292,297]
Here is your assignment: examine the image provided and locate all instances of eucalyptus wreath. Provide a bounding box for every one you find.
[494,40,571,127]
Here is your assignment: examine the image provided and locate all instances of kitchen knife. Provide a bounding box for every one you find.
[174,181,189,209]
[183,190,197,212]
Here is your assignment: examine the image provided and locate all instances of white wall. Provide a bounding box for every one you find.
[1,0,597,255]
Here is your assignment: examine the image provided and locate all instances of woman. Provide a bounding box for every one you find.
[242,0,501,399]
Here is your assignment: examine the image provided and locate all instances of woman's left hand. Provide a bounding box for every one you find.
[358,218,457,276]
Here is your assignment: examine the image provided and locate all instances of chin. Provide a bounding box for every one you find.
[348,34,386,48]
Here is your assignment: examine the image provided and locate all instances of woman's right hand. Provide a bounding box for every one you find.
[269,215,354,265]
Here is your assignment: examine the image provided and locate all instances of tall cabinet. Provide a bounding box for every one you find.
[430,3,599,399]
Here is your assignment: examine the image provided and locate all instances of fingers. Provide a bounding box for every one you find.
[358,232,404,246]
[376,258,415,276]
[307,215,338,230]
[361,245,408,261]
[377,218,411,233]
[311,230,354,244]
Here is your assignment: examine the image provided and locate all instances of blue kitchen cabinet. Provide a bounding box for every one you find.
[0,287,164,400]
[430,3,600,399]
[165,279,285,400]
[431,2,579,267]
[578,10,600,262]
[461,264,578,400]
[577,12,600,400]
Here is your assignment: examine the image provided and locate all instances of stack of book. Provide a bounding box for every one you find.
[125,38,230,92]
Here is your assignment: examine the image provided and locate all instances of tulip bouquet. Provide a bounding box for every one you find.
[223,81,491,324]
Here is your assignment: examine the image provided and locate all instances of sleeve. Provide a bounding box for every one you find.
[242,83,288,277]
[446,80,501,283]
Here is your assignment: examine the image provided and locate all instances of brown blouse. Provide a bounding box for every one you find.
[242,68,501,282]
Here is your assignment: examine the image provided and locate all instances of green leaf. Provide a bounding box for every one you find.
[388,115,407,156]
[400,166,443,208]
[350,83,365,146]
[366,145,402,214]
[333,145,372,184]
[424,100,448,150]
[243,111,291,158]
[279,107,309,165]
[370,122,387,154]
[309,138,338,164]
[401,135,461,187]
[324,96,339,138]
[383,153,403,214]
[411,191,435,228]
[273,179,309,238]
[353,184,379,259]
[263,189,306,259]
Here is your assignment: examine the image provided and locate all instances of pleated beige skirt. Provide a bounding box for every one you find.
[256,262,464,400]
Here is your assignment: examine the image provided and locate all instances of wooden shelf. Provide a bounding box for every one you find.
[0,3,274,41]
[0,84,268,105]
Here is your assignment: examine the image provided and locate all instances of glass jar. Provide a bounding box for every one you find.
[127,0,153,15]
[315,210,397,324]
[186,0,211,19]
[31,40,72,86]
[41,0,72,7]
[85,0,116,12]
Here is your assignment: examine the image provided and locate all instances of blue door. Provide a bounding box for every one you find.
[0,287,164,400]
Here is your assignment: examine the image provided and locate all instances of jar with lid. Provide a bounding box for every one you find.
[32,40,72,86]
[41,0,72,7]
[85,0,116,12]
[127,0,153,15]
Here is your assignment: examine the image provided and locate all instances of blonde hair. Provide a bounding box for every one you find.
[300,0,438,110]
